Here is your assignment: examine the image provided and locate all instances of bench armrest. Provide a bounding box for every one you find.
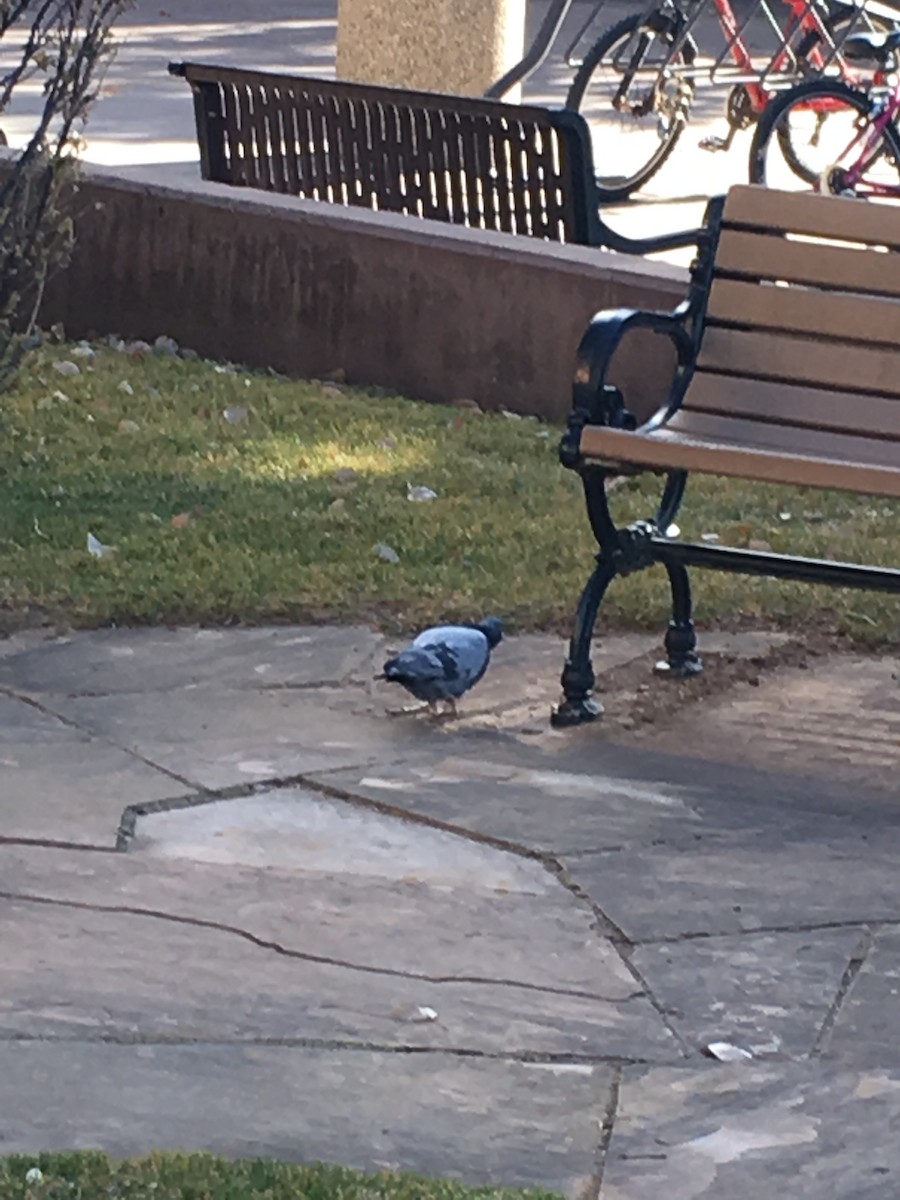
[560,306,694,469]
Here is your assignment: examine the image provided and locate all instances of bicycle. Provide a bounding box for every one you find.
[560,0,897,201]
[748,28,900,192]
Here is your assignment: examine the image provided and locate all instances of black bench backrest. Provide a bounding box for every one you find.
[170,62,604,246]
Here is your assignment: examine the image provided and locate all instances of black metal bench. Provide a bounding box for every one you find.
[553,184,900,727]
[168,62,700,256]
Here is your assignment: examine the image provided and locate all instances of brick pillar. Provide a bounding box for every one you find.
[336,0,526,98]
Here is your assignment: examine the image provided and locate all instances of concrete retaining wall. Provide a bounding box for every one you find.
[41,164,690,424]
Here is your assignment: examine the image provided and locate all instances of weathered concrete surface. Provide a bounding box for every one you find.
[3,624,900,1195]
[0,867,675,1059]
[826,929,900,1067]
[0,843,627,995]
[0,625,383,695]
[630,928,868,1059]
[629,656,900,794]
[563,823,900,940]
[602,1062,900,1199]
[40,686,442,791]
[0,693,188,846]
[0,1042,614,1196]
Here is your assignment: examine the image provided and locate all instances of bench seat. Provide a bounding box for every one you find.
[554,183,900,727]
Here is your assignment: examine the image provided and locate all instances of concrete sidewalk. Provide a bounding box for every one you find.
[2,622,899,1197]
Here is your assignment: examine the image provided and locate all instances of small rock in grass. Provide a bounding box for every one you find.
[117,418,140,433]
[154,334,179,357]
[72,342,95,359]
[53,360,80,377]
[332,467,358,485]
[748,538,773,552]
[373,542,400,564]
[223,405,248,424]
[329,498,346,513]
[407,482,437,502]
[126,339,152,357]
[320,383,343,399]
[180,347,199,361]
[118,380,134,396]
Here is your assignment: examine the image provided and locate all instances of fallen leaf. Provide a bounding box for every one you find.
[86,532,116,558]
[407,482,437,502]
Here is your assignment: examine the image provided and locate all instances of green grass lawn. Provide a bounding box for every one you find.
[0,1152,560,1200]
[0,339,897,641]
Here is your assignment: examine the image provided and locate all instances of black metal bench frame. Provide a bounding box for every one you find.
[553,190,900,728]
[168,62,702,257]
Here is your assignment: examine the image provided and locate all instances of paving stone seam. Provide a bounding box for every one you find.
[541,860,694,1060]
[810,927,874,1058]
[117,770,553,865]
[0,684,198,791]
[620,920,895,945]
[591,1064,623,1200]
[0,890,645,1005]
[0,836,118,854]
[0,1032,665,1065]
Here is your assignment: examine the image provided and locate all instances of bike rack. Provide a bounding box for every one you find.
[487,0,888,101]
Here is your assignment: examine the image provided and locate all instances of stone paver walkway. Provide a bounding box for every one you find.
[2,623,900,1197]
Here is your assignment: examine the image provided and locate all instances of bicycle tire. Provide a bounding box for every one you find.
[781,6,898,177]
[566,12,696,202]
[749,76,900,192]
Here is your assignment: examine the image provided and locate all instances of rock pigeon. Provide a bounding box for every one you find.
[381,617,503,716]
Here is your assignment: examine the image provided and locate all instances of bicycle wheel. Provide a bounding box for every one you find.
[782,7,898,176]
[749,77,900,194]
[566,13,696,202]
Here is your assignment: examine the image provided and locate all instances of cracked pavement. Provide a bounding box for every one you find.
[1,623,900,1197]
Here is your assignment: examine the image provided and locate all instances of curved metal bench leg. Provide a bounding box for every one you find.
[552,554,618,728]
[655,561,703,679]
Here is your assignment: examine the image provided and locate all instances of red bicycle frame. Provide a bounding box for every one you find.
[713,0,860,113]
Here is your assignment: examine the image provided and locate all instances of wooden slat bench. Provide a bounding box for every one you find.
[168,62,700,256]
[553,184,900,726]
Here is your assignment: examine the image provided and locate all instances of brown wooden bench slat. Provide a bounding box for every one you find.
[578,420,900,497]
[697,327,900,398]
[714,229,900,295]
[706,278,900,346]
[723,183,900,248]
[686,374,900,440]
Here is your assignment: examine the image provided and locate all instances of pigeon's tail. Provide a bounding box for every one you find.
[382,648,443,685]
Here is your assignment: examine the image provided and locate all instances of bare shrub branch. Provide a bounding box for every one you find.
[0,0,130,383]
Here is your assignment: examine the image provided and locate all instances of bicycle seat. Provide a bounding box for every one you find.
[842,29,900,66]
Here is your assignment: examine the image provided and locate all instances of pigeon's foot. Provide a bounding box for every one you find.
[387,702,435,718]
